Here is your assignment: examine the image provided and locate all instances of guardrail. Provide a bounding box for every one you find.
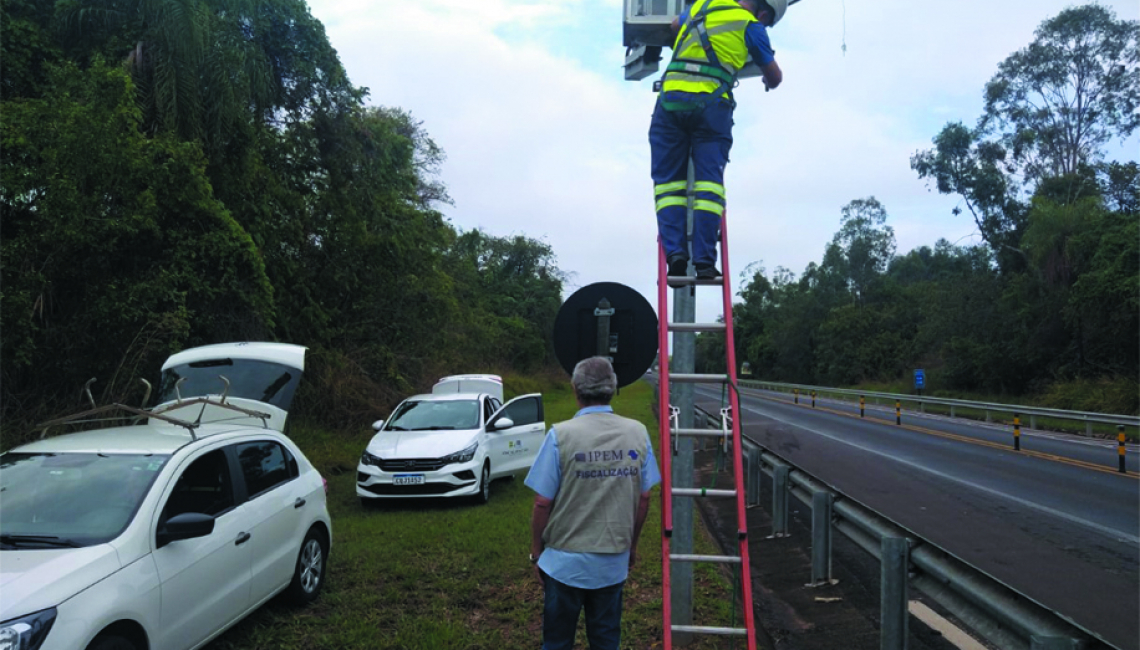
[739,380,1140,432]
[694,405,1116,650]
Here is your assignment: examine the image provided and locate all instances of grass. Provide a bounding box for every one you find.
[206,379,748,650]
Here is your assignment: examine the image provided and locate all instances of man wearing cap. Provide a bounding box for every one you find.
[651,0,787,287]
[525,356,662,650]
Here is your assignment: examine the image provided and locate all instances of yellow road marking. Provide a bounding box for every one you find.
[743,391,1138,480]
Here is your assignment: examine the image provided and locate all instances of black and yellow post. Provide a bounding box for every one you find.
[1119,426,1127,474]
[1014,413,1021,451]
[811,391,816,408]
[794,388,799,404]
[895,400,901,425]
[859,395,865,418]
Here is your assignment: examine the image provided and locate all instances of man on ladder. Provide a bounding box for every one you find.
[649,0,787,287]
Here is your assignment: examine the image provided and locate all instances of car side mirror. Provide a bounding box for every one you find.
[491,416,515,431]
[157,512,215,548]
[371,419,385,431]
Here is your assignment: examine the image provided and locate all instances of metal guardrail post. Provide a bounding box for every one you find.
[860,395,865,417]
[985,409,991,423]
[794,388,799,404]
[749,445,762,506]
[1014,413,1021,451]
[809,491,833,586]
[811,390,816,408]
[770,463,790,538]
[950,405,956,418]
[1030,414,1036,430]
[881,537,909,650]
[895,400,901,426]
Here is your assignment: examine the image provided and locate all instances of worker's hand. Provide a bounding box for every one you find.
[629,547,638,569]
[535,566,546,587]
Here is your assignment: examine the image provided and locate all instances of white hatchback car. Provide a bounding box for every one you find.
[0,342,331,650]
[356,375,544,504]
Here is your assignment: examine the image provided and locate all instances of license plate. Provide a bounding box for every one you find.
[393,474,425,486]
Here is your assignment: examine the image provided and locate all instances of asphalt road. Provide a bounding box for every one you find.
[658,377,1139,649]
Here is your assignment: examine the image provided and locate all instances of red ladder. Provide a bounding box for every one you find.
[657,212,756,650]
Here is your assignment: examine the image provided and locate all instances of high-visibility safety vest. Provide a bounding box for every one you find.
[660,0,756,112]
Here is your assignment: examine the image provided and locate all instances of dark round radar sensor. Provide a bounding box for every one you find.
[553,282,658,388]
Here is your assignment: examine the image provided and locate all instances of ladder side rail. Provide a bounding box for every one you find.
[656,239,674,646]
[719,213,758,650]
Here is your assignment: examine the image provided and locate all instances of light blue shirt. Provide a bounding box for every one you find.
[524,405,663,589]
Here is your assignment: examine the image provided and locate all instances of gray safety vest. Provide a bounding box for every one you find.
[543,412,649,554]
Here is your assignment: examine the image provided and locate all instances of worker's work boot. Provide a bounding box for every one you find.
[667,254,689,289]
[695,264,721,281]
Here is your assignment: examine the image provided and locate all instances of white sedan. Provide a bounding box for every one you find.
[0,342,331,650]
[356,383,544,504]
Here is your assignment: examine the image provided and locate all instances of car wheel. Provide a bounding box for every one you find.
[474,462,491,505]
[87,635,136,650]
[287,527,328,605]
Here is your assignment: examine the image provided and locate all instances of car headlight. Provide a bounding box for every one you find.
[442,442,478,465]
[0,608,56,650]
[360,451,381,467]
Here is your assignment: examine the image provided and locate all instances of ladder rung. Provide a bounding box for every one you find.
[671,553,742,564]
[668,322,726,333]
[672,428,727,437]
[672,487,736,498]
[665,276,724,286]
[669,373,729,384]
[672,625,748,636]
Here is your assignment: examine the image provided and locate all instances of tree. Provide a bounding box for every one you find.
[981,5,1140,183]
[831,197,896,304]
[1,61,274,419]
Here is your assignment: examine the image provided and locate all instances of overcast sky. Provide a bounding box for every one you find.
[305,0,1138,325]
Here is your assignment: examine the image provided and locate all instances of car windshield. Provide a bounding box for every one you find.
[386,399,480,431]
[157,358,301,410]
[0,452,169,548]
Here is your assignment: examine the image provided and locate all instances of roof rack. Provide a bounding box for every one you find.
[38,403,199,439]
[35,375,272,441]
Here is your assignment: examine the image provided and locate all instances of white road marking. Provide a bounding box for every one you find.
[909,601,990,650]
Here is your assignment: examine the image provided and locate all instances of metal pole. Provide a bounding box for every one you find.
[1014,413,1021,451]
[881,537,909,650]
[810,491,833,585]
[811,390,816,408]
[794,388,799,404]
[896,400,901,426]
[670,157,697,640]
[771,464,790,538]
[594,298,613,359]
[860,395,865,418]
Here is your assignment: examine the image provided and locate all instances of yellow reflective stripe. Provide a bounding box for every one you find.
[655,181,688,195]
[694,182,726,199]
[694,199,725,214]
[656,196,689,211]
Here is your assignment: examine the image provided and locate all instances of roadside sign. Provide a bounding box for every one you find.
[914,369,926,391]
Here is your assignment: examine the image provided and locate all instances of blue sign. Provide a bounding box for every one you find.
[914,369,926,390]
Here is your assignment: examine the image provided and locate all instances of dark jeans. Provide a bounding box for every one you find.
[542,571,625,650]
[648,96,735,267]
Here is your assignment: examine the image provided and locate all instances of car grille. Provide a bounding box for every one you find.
[360,481,476,496]
[378,458,448,472]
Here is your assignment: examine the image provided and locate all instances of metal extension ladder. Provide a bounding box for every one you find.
[657,212,756,650]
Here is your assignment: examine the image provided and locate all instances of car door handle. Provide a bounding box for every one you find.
[294,497,306,509]
[235,532,251,546]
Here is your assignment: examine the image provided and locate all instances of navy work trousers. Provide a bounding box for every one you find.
[648,96,734,268]
[541,572,624,650]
